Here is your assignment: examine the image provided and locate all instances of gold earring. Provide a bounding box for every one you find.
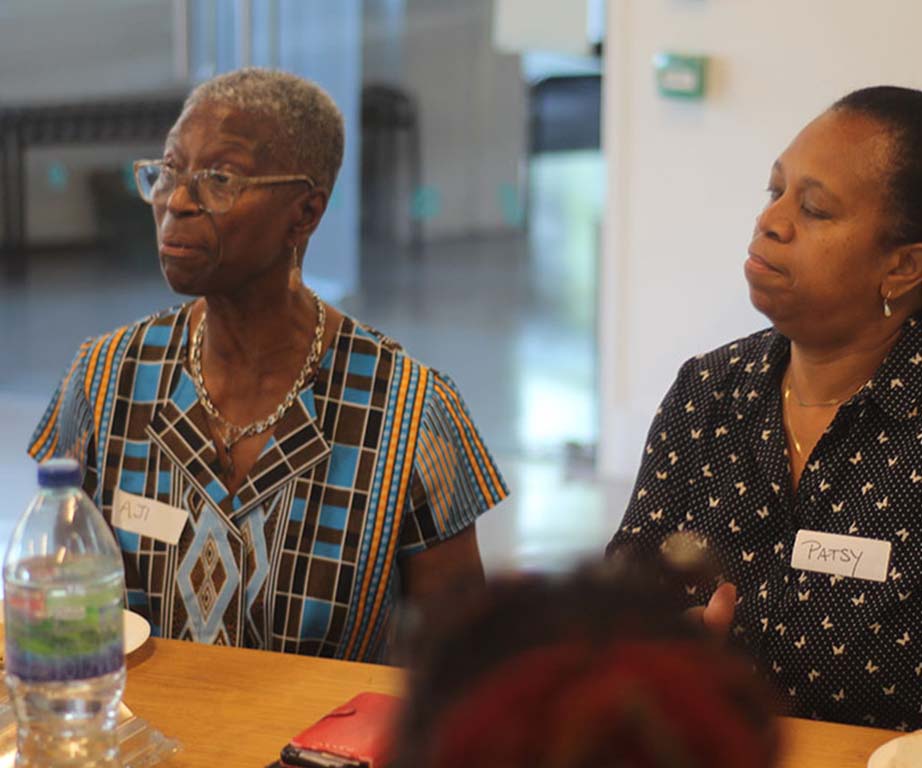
[883,290,893,318]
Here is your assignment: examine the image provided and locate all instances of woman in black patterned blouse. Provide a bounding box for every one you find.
[608,86,922,729]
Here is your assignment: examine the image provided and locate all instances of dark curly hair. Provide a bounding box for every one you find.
[392,561,779,768]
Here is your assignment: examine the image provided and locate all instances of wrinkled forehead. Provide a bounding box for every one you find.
[166,100,288,169]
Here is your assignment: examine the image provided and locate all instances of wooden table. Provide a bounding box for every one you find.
[780,718,897,767]
[126,638,899,767]
[126,639,402,767]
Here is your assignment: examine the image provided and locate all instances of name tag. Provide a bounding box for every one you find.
[112,488,188,546]
[791,529,891,583]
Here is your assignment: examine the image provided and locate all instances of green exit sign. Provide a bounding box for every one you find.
[654,53,708,99]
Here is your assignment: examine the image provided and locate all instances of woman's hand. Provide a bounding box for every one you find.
[686,582,737,638]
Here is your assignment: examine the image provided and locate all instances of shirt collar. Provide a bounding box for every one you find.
[144,304,333,519]
[862,314,922,422]
[751,315,922,423]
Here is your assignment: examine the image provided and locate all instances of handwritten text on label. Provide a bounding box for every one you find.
[790,530,891,583]
[111,488,188,546]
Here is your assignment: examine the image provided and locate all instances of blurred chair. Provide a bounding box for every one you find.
[361,83,422,255]
[523,74,602,233]
[528,74,602,154]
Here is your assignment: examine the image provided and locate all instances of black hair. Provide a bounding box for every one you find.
[832,86,922,246]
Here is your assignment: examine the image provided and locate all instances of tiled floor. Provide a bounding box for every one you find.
[0,150,629,576]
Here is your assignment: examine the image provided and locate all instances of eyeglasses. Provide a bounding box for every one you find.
[133,159,318,215]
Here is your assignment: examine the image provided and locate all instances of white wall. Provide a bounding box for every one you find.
[599,0,922,479]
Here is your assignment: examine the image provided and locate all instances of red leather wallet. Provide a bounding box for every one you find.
[279,692,402,768]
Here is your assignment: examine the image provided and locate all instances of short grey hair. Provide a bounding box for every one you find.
[184,67,345,191]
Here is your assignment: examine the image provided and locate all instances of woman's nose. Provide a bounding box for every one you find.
[754,200,794,243]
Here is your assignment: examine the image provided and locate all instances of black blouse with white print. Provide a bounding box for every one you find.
[608,315,922,730]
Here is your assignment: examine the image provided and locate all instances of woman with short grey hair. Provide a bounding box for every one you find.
[30,67,507,662]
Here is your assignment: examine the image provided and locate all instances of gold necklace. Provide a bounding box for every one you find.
[791,392,845,408]
[781,371,865,457]
[782,379,805,457]
[785,371,867,408]
[189,289,326,471]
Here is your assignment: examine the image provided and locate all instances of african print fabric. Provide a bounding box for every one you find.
[30,303,507,662]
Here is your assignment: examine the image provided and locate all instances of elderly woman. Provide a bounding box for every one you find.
[28,68,507,662]
[607,85,922,730]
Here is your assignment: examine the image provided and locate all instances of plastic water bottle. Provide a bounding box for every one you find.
[4,458,126,767]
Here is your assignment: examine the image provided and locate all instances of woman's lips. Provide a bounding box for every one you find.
[160,240,208,258]
[745,250,782,275]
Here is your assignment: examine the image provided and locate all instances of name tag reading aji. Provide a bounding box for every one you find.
[791,529,891,583]
[112,488,188,546]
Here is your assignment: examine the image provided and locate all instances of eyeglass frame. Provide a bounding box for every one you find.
[132,159,320,215]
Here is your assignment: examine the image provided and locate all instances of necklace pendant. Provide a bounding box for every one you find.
[216,434,236,477]
[217,424,234,449]
[190,288,326,470]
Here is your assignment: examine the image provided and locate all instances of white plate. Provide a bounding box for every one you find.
[123,609,151,654]
[868,731,922,767]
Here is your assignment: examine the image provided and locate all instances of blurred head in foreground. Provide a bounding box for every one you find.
[394,562,779,768]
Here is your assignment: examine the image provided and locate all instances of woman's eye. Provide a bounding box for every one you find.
[801,205,829,219]
[209,171,232,186]
[765,185,782,202]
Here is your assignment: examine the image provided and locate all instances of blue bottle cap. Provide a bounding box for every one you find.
[37,458,82,489]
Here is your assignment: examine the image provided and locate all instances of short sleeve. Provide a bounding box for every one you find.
[27,339,96,480]
[398,371,509,556]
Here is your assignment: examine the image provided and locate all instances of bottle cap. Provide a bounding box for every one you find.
[37,458,82,489]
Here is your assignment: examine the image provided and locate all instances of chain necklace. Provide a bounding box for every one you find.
[781,370,865,457]
[190,289,326,471]
[784,366,868,409]
[790,392,844,408]
[782,378,806,457]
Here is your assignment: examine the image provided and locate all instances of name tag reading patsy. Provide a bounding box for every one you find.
[791,529,891,583]
[112,488,189,546]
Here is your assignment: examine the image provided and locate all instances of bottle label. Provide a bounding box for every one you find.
[5,577,124,682]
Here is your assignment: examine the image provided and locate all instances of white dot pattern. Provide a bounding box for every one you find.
[608,318,922,730]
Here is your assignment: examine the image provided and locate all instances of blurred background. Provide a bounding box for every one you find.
[4,0,922,577]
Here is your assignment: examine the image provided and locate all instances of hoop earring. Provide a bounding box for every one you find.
[883,290,893,318]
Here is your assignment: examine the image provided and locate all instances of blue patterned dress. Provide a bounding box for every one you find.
[29,304,508,662]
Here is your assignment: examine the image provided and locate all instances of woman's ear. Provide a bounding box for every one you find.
[291,187,330,243]
[883,243,922,302]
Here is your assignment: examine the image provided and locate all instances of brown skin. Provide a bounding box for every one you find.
[400,526,485,600]
[686,582,737,637]
[702,109,922,632]
[152,100,485,602]
[747,109,922,489]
